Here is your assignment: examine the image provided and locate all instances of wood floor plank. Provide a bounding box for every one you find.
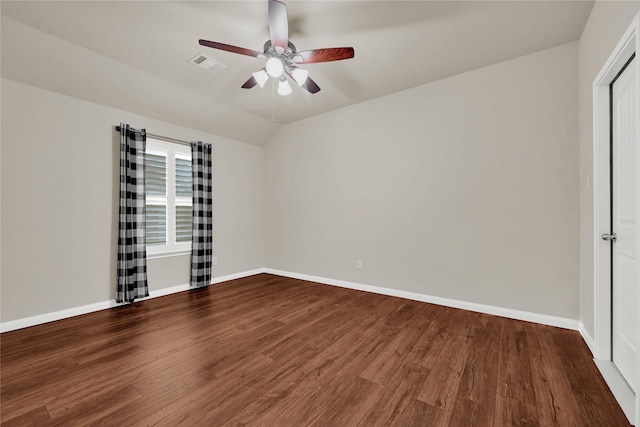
[309,376,382,427]
[494,395,540,427]
[356,363,433,426]
[448,314,501,427]
[449,398,490,427]
[43,338,202,420]
[414,307,470,369]
[1,335,195,421]
[416,325,472,410]
[359,324,425,385]
[252,322,396,426]
[496,319,536,404]
[201,320,289,374]
[524,323,584,427]
[73,343,147,366]
[1,355,79,397]
[0,273,631,426]
[239,318,394,426]
[0,405,53,427]
[133,354,276,426]
[222,419,246,427]
[1,324,89,361]
[48,384,143,425]
[92,368,217,426]
[260,305,353,361]
[233,312,392,424]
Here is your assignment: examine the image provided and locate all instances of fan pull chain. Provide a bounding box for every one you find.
[271,78,276,123]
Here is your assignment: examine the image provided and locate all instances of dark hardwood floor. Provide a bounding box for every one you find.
[0,273,630,426]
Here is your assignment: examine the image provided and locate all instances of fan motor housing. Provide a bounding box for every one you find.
[263,40,297,58]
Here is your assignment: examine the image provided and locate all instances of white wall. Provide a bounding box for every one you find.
[578,1,640,338]
[265,42,580,319]
[0,79,264,322]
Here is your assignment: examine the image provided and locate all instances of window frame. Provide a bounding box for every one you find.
[145,138,192,258]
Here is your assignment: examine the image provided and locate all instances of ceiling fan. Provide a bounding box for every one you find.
[199,0,355,96]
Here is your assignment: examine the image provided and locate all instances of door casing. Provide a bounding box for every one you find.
[592,12,640,425]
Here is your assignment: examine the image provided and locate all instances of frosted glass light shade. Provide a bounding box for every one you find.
[252,70,269,88]
[266,57,284,77]
[278,78,292,96]
[291,68,309,86]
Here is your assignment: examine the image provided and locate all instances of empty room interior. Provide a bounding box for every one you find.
[1,0,640,425]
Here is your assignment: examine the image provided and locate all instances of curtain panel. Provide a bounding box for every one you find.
[116,123,149,303]
[190,141,213,287]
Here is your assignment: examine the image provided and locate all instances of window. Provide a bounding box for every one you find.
[145,138,192,257]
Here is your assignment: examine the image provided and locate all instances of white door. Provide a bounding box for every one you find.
[611,55,637,392]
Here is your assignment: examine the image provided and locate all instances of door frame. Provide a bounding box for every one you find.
[593,12,640,425]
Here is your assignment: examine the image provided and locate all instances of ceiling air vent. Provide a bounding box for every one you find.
[189,53,226,74]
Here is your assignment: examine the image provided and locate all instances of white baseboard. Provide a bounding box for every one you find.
[211,268,265,285]
[1,267,581,334]
[263,268,580,331]
[0,299,122,334]
[0,268,265,333]
[579,322,596,356]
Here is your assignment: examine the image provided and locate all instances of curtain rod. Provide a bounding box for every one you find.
[114,126,192,147]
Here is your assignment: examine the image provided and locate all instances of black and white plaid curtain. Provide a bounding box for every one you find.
[190,141,213,287]
[116,123,149,303]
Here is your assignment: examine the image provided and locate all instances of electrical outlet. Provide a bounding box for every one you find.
[356,259,363,270]
[212,256,218,266]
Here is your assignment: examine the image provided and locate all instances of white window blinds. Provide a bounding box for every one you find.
[145,153,166,196]
[145,139,192,256]
[175,157,192,197]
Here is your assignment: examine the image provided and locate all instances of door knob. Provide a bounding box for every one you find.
[602,233,617,242]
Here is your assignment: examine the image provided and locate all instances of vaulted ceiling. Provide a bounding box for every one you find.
[1,1,594,145]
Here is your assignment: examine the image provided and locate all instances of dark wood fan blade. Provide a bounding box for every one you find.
[292,47,355,64]
[241,75,258,89]
[268,0,288,53]
[302,76,321,94]
[199,39,263,58]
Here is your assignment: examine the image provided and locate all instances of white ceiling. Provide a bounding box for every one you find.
[1,1,594,146]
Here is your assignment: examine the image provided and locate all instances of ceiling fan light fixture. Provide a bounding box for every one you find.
[278,77,292,96]
[198,0,355,96]
[252,70,269,88]
[291,68,309,86]
[266,57,284,77]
